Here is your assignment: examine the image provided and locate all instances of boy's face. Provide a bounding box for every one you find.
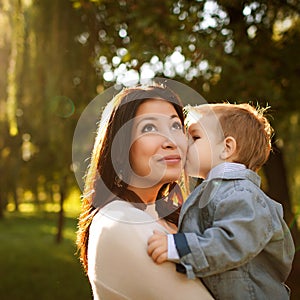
[185,115,224,179]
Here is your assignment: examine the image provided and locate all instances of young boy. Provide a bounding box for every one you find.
[147,103,295,300]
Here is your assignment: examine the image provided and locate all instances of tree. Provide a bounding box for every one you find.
[72,0,300,223]
[0,0,97,238]
[18,0,98,240]
[72,1,300,295]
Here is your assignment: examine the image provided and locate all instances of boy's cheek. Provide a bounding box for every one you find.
[185,147,200,176]
[187,145,200,164]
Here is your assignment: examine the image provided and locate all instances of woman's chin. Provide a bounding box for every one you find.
[161,170,182,183]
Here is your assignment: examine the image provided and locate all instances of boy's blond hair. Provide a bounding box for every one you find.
[186,103,273,172]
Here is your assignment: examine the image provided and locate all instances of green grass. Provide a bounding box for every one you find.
[2,196,299,300]
[0,211,91,300]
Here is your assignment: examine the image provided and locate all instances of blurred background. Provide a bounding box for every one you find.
[0,0,299,299]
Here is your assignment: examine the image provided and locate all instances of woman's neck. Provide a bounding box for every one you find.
[127,185,162,204]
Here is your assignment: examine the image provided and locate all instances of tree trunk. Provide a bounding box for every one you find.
[55,184,64,244]
[12,186,19,212]
[55,189,64,244]
[55,176,67,244]
[263,142,299,241]
[263,142,300,299]
[0,192,3,219]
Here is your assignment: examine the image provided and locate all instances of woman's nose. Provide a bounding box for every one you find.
[162,136,177,149]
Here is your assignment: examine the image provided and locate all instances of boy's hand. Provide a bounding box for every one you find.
[147,230,168,264]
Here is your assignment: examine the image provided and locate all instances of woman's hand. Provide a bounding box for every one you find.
[147,230,168,264]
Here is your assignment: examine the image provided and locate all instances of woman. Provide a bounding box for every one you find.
[76,84,213,299]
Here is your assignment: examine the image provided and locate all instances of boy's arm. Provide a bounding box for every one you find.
[147,231,180,263]
[174,189,276,278]
[168,234,180,262]
[147,230,168,264]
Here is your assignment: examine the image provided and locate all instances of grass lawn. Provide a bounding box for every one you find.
[1,198,299,300]
[0,210,91,300]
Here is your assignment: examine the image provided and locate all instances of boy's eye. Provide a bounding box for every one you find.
[171,121,183,131]
[141,124,157,133]
[192,135,200,141]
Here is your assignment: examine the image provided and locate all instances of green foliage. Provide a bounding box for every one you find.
[0,0,299,230]
[0,0,299,225]
[71,0,300,211]
[0,0,97,211]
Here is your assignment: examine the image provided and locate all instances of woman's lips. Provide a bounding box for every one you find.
[158,155,181,164]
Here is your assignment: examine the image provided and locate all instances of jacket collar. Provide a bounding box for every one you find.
[205,162,261,188]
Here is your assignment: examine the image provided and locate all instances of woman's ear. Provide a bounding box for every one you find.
[220,136,237,160]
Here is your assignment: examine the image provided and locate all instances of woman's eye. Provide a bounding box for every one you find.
[192,135,200,141]
[141,124,157,133]
[171,121,183,131]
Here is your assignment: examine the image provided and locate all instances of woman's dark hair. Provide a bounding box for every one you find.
[76,84,185,272]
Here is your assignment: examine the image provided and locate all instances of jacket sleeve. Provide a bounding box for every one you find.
[88,208,214,300]
[174,188,275,278]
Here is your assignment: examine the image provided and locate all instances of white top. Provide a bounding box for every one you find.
[88,200,214,300]
[206,162,246,181]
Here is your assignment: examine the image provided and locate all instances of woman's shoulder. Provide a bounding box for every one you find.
[93,200,155,224]
[89,200,165,259]
[88,202,214,300]
[89,200,169,248]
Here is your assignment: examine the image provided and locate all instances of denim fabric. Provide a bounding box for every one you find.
[175,168,295,300]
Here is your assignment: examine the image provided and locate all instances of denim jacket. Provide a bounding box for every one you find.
[174,167,295,300]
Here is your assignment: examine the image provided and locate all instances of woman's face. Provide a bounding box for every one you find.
[129,99,187,188]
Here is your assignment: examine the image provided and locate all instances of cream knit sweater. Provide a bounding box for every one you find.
[88,200,213,300]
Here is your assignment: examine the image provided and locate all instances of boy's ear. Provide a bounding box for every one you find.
[220,136,237,160]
